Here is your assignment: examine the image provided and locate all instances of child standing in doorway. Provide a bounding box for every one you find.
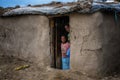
[61,35,70,70]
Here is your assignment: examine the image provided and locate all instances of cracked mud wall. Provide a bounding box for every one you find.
[100,13,120,76]
[70,12,120,77]
[0,15,50,67]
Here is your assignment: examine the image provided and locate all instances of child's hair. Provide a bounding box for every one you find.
[65,24,70,28]
[61,35,68,42]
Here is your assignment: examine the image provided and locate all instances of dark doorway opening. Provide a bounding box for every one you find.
[50,16,69,69]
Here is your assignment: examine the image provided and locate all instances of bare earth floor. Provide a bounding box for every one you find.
[0,55,120,80]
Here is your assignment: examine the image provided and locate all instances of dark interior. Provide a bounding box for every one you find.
[50,16,69,69]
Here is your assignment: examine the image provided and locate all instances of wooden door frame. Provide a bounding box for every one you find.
[49,18,56,68]
[49,17,62,69]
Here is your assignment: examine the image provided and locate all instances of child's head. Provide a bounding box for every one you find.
[61,35,67,43]
[65,24,70,32]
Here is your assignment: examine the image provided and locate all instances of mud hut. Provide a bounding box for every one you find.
[0,1,120,77]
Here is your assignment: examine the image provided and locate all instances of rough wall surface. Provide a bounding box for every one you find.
[70,12,120,77]
[0,15,50,67]
[0,12,120,77]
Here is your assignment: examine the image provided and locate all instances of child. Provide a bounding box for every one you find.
[61,35,70,70]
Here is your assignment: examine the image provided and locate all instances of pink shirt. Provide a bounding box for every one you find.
[61,42,70,55]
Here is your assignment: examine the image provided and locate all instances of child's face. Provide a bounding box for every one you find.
[65,26,70,32]
[61,36,66,43]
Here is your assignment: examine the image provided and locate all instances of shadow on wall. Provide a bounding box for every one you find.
[98,13,120,76]
[0,25,16,56]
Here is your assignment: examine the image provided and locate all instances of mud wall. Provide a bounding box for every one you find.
[70,12,120,77]
[0,15,50,67]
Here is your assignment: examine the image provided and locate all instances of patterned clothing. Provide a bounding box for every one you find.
[61,42,70,70]
[61,42,70,57]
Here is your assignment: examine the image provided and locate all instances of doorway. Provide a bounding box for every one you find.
[50,16,69,69]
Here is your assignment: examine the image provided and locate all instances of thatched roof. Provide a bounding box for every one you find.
[1,1,120,17]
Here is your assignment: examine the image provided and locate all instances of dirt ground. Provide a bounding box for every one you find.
[0,55,120,80]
